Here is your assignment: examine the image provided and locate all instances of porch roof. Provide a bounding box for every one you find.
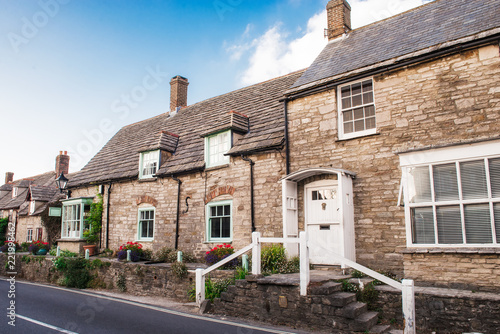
[280,168,356,182]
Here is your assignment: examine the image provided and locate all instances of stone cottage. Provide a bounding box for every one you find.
[62,72,303,255]
[282,0,500,291]
[0,151,69,244]
[58,0,499,292]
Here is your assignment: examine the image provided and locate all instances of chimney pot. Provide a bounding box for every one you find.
[55,151,70,177]
[170,75,189,112]
[326,0,351,41]
[5,172,14,184]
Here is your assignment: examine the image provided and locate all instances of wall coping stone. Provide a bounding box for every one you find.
[375,284,500,301]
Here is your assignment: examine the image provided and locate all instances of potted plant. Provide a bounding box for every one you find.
[117,242,143,262]
[83,194,103,256]
[28,240,50,255]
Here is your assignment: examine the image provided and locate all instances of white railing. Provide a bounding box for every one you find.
[195,231,415,334]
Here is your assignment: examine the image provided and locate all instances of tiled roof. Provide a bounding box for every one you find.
[200,111,250,137]
[69,70,304,186]
[137,131,179,153]
[30,186,58,202]
[289,0,500,92]
[0,171,57,210]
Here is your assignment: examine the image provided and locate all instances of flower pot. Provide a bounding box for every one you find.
[36,249,48,255]
[83,245,97,256]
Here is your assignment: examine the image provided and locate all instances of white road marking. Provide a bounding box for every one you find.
[16,314,79,334]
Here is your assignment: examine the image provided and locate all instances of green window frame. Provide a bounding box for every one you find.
[138,207,155,241]
[139,150,160,179]
[204,131,231,168]
[61,198,93,239]
[206,200,232,242]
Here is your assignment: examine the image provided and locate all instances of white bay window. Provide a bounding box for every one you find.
[61,198,93,239]
[401,141,500,247]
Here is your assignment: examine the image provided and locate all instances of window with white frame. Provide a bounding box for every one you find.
[27,228,33,242]
[138,208,155,241]
[61,198,92,239]
[206,200,232,242]
[205,131,230,168]
[338,79,376,139]
[12,187,18,198]
[29,200,36,214]
[139,150,160,179]
[401,143,500,247]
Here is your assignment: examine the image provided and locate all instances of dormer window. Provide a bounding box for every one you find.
[205,131,231,168]
[12,187,18,198]
[139,150,160,179]
[29,200,36,215]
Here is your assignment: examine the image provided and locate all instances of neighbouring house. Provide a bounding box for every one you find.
[62,72,303,255]
[0,151,70,244]
[282,0,500,291]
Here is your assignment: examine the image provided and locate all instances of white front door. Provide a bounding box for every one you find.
[306,182,342,264]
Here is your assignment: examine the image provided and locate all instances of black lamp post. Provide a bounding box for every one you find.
[55,172,69,194]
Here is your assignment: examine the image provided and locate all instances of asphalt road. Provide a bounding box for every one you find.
[0,278,296,334]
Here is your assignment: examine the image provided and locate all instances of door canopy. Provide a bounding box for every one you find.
[280,168,356,182]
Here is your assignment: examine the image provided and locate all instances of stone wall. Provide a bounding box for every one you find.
[286,43,500,279]
[0,253,232,302]
[68,152,286,258]
[373,285,500,334]
[402,249,500,292]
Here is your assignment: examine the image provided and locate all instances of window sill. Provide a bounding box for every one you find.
[400,247,500,255]
[138,177,157,183]
[203,240,233,244]
[135,239,153,243]
[205,164,230,172]
[336,132,380,142]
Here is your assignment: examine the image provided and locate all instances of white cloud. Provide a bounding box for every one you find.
[235,10,328,86]
[231,0,428,86]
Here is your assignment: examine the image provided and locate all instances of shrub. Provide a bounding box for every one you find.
[60,257,92,289]
[204,244,238,268]
[153,247,174,262]
[20,242,30,252]
[171,261,188,279]
[205,276,234,302]
[261,244,299,275]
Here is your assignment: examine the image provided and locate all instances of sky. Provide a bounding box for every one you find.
[0,0,430,182]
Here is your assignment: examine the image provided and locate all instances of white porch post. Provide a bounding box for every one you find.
[251,232,261,275]
[299,231,309,296]
[195,268,205,306]
[402,279,416,334]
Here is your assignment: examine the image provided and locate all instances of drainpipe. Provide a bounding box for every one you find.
[241,155,256,232]
[283,98,290,175]
[172,175,182,250]
[105,182,112,250]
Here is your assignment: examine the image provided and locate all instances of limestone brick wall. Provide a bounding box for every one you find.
[287,44,500,277]
[402,250,500,292]
[16,216,46,243]
[69,152,286,258]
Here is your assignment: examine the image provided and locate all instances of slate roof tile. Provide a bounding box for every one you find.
[290,0,500,91]
[69,70,304,186]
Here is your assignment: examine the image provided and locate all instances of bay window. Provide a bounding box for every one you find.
[401,142,500,247]
[61,198,93,239]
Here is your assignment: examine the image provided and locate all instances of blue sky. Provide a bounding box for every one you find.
[0,0,428,181]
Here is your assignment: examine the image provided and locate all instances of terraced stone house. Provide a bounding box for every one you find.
[59,0,499,292]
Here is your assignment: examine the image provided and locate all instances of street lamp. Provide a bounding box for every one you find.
[55,172,69,193]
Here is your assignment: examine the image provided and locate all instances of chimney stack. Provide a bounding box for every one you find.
[170,75,189,112]
[55,151,70,177]
[326,0,351,41]
[5,172,13,184]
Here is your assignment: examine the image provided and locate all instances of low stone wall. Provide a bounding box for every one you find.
[0,253,232,302]
[373,285,500,334]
